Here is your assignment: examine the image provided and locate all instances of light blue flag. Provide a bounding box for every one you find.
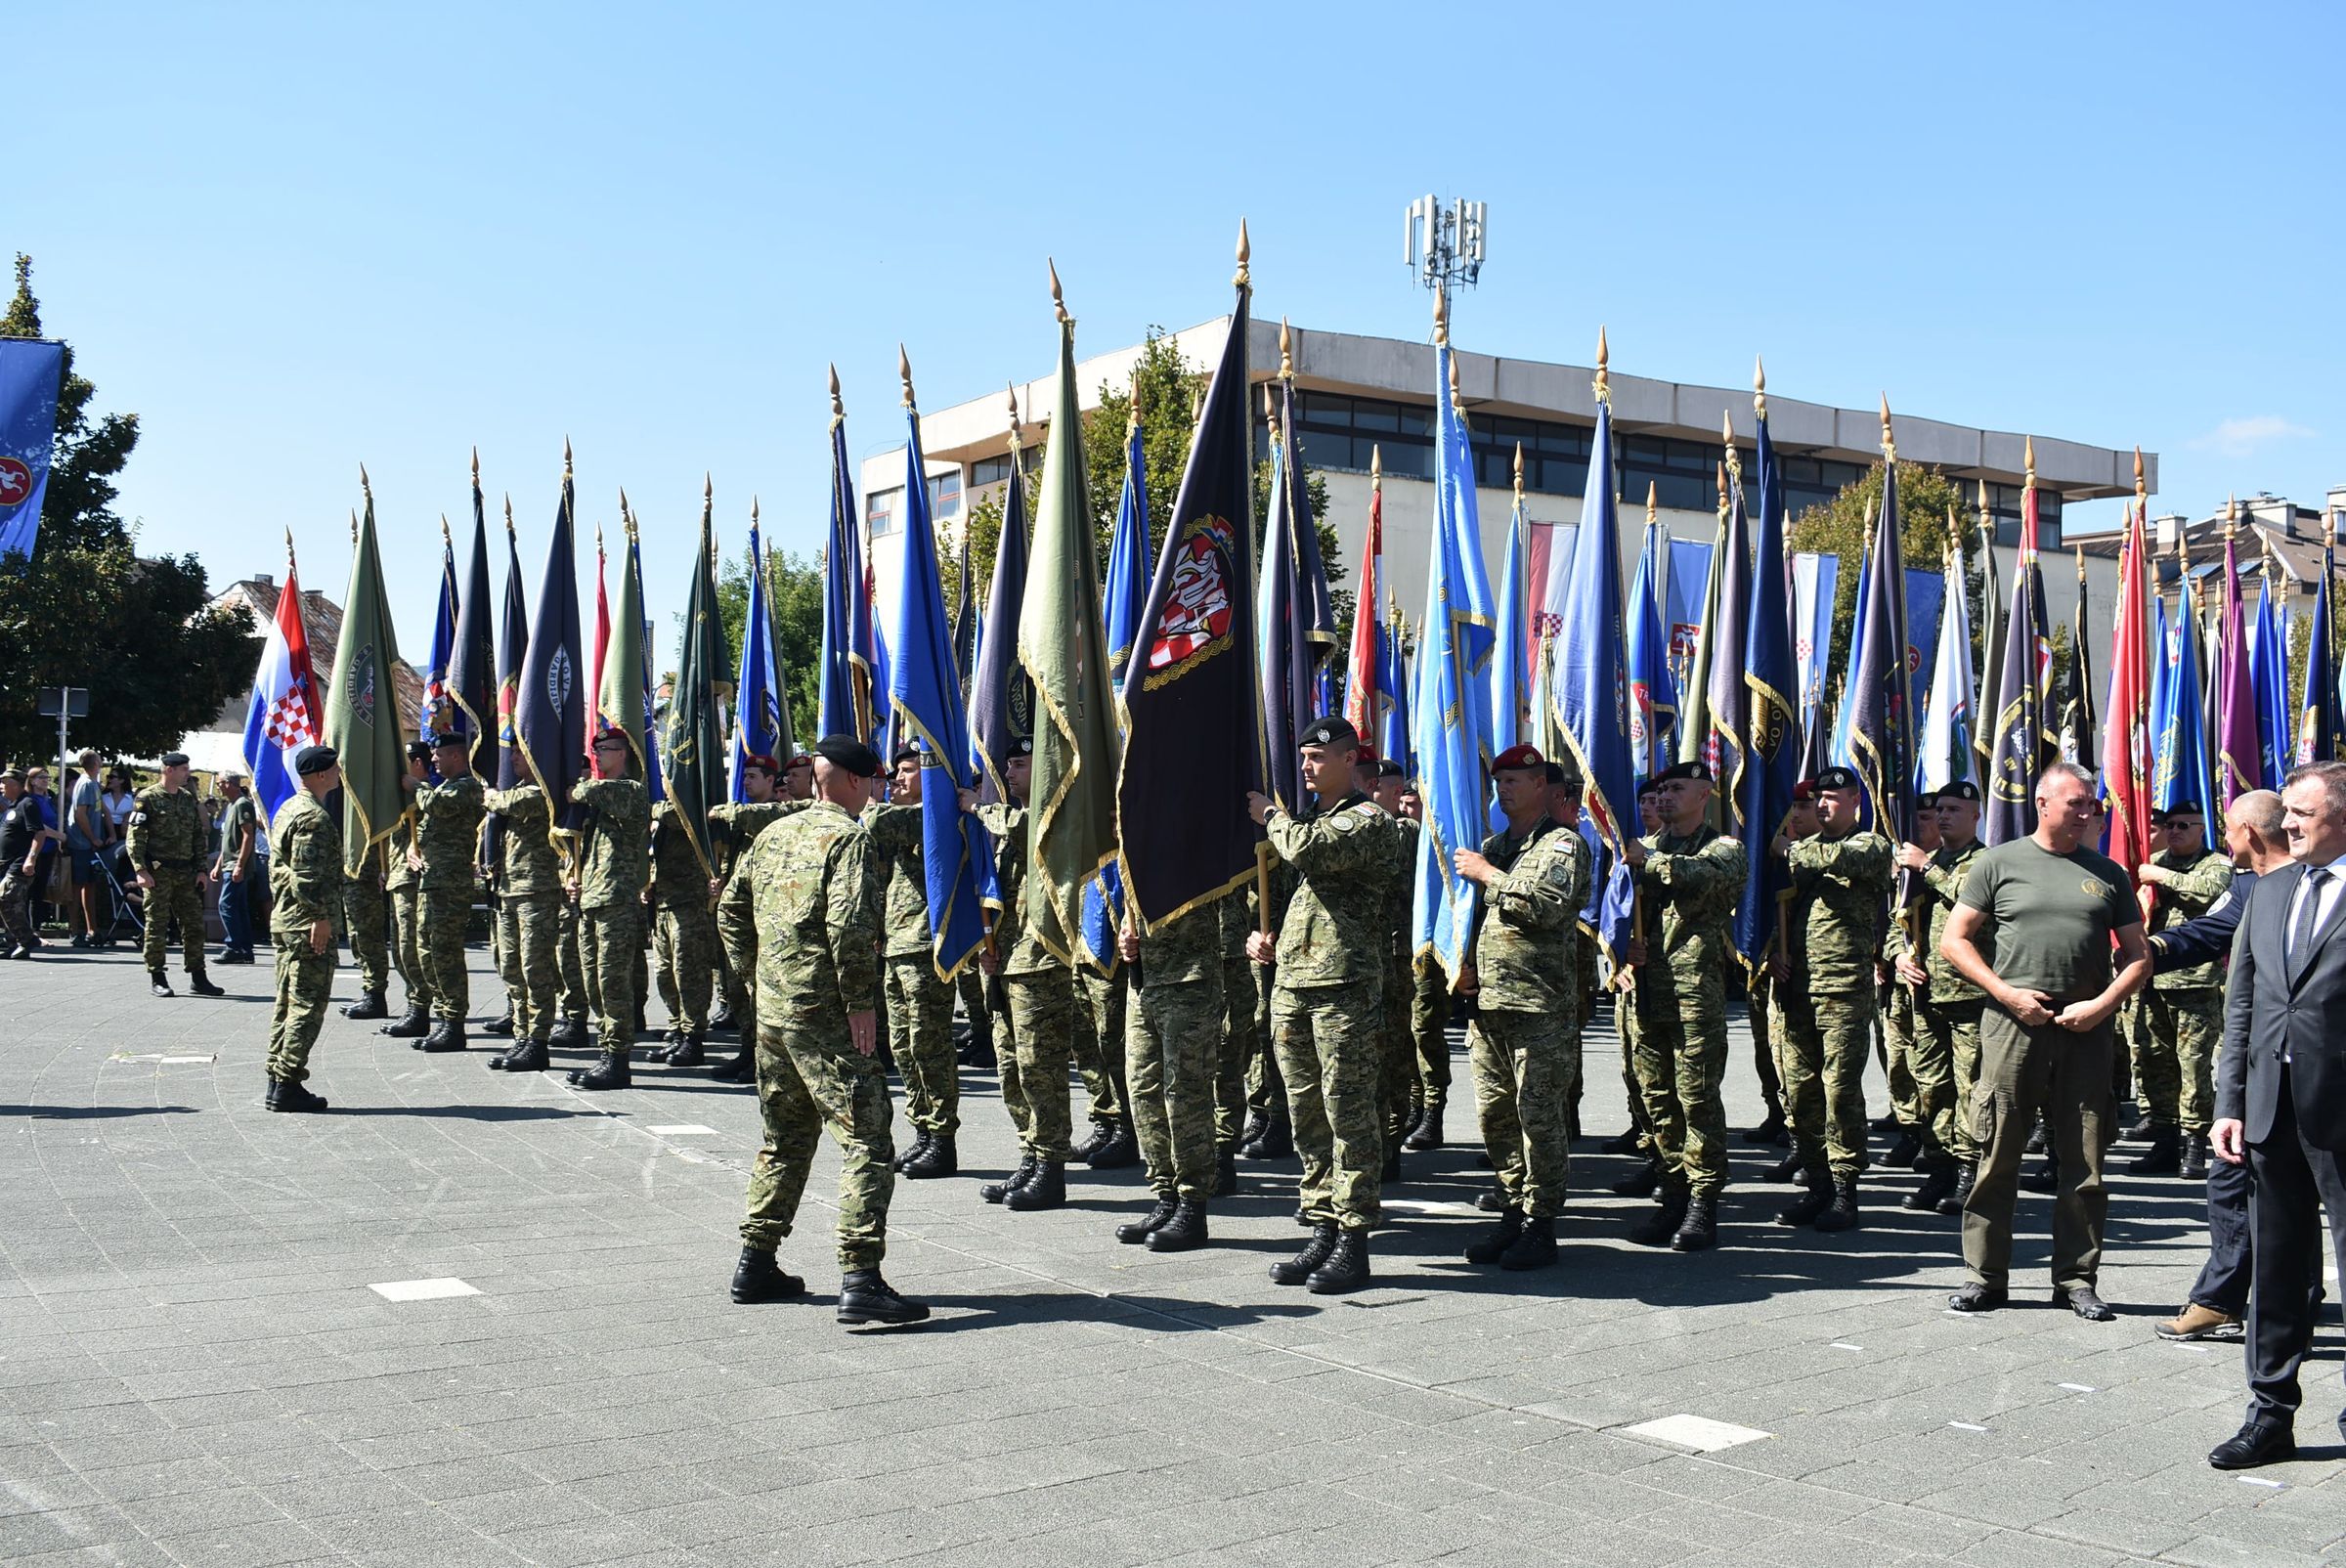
[2154,586,2215,812]
[422,531,459,751]
[1410,334,1496,983]
[1665,537,1713,701]
[2251,575,2290,787]
[1552,387,1638,963]
[1830,544,1872,769]
[1627,516,1677,778]
[1915,544,1977,792]
[1491,493,1531,754]
[730,521,789,801]
[1904,567,1945,727]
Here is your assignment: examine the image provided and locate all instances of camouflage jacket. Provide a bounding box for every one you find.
[1633,823,1748,1002]
[485,784,562,896]
[862,803,936,961]
[1388,815,1421,967]
[125,785,204,869]
[2149,847,2231,991]
[1219,885,1254,962]
[711,799,804,887]
[1788,829,1893,994]
[973,802,1054,977]
[1139,897,1220,986]
[413,774,485,893]
[743,800,880,1027]
[268,791,344,937]
[1921,838,1986,1004]
[1471,817,1587,1016]
[570,776,650,909]
[384,806,419,891]
[1266,793,1404,988]
[649,803,712,909]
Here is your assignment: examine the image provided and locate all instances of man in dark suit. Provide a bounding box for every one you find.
[2208,762,2346,1470]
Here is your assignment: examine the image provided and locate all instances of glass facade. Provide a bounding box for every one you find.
[1979,481,2064,549]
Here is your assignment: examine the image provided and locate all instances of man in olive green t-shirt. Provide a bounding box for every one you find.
[1939,762,2151,1320]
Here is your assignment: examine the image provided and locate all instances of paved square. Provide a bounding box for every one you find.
[5,944,2342,1567]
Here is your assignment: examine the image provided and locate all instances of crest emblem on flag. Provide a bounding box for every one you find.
[0,457,30,505]
[547,647,573,710]
[1144,515,1238,684]
[348,646,377,726]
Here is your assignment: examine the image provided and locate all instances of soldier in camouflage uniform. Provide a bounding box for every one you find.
[1606,779,1670,1190]
[409,735,485,1052]
[1367,759,1420,1169]
[381,742,435,1037]
[128,753,226,999]
[729,736,927,1328]
[1902,779,1986,1213]
[1620,761,1748,1249]
[1879,791,1941,1167]
[551,894,591,1046]
[566,732,651,1090]
[2129,801,2229,1179]
[1237,862,1293,1161]
[340,839,393,1019]
[709,756,803,1084]
[1215,891,1259,1179]
[265,746,345,1111]
[1249,716,1404,1295]
[1774,765,1893,1230]
[649,799,719,1066]
[1072,960,1137,1168]
[864,747,961,1177]
[1456,745,1589,1270]
[1113,895,1226,1250]
[483,760,565,1072]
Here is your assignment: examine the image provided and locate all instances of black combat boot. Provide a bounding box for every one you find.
[729,1246,804,1304]
[901,1136,957,1180]
[1147,1198,1209,1252]
[481,1009,516,1037]
[1248,1112,1293,1161]
[383,1006,430,1038]
[1905,1154,1960,1212]
[1116,1197,1177,1243]
[1765,1148,1804,1183]
[713,1049,755,1084]
[2020,1154,2060,1195]
[1405,1094,1447,1152]
[1463,1207,1524,1265]
[1598,1127,1643,1155]
[1213,1147,1238,1198]
[1739,1111,1787,1147]
[1087,1117,1138,1170]
[980,1155,1037,1204]
[1774,1173,1832,1227]
[1609,1159,1662,1198]
[837,1270,930,1327]
[1814,1177,1860,1232]
[1631,1195,1689,1247]
[2181,1141,2208,1180]
[666,1033,707,1068]
[567,1050,631,1091]
[418,1020,466,1054]
[1937,1160,1976,1216]
[1071,1121,1113,1162]
[1885,1126,1921,1169]
[187,972,225,997]
[1306,1228,1371,1293]
[2121,1111,2157,1142]
[546,1015,588,1049]
[1477,1188,1507,1211]
[148,970,175,997]
[342,989,387,1020]
[2129,1125,2182,1176]
[1672,1195,1717,1251]
[1270,1222,1338,1285]
[1004,1160,1066,1211]
[710,998,736,1032]
[1499,1214,1556,1272]
[264,1076,328,1112]
[1236,1109,1270,1156]
[1381,1143,1403,1184]
[2024,1116,2048,1155]
[491,1038,549,1073]
[893,1132,933,1173]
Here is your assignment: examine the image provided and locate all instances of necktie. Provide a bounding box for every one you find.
[2290,867,2331,967]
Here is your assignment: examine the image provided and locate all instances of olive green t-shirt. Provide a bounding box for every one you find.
[1956,837,2139,1003]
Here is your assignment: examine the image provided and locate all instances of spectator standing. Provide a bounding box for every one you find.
[65,750,109,947]
[215,769,259,964]
[1,766,51,957]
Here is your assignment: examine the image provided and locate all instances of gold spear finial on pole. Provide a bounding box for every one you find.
[502,494,513,536]
[1280,317,1293,381]
[1880,393,1895,460]
[1126,365,1141,435]
[703,472,714,528]
[751,495,760,532]
[284,525,295,560]
[831,362,847,426]
[1371,443,1382,494]
[2134,445,2147,503]
[1234,218,1249,288]
[1447,347,1462,414]
[2225,493,2237,542]
[1716,461,1728,516]
[1946,501,1962,563]
[1049,257,1069,326]
[349,507,358,544]
[470,446,479,487]
[358,462,371,500]
[1754,354,1767,420]
[1432,284,1448,348]
[1593,326,1609,405]
[899,348,916,413]
[1721,409,1742,483]
[1513,442,1525,502]
[439,513,451,548]
[2076,544,2087,587]
[1263,382,1279,437]
[562,438,573,477]
[1645,480,1658,527]
[2024,434,2037,489]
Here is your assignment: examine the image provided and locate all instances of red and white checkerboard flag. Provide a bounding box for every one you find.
[241,541,323,827]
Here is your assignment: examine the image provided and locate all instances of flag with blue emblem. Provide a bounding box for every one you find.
[1087,391,1152,962]
[1378,597,1412,775]
[1916,522,1977,791]
[1258,331,1336,811]
[972,400,1034,806]
[1846,408,1915,841]
[2250,554,2289,785]
[2214,517,2262,806]
[422,521,459,747]
[731,506,791,801]
[494,501,531,794]
[517,451,586,831]
[1738,379,1801,964]
[2155,560,2215,814]
[0,337,65,561]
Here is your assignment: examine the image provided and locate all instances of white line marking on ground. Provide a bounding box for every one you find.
[1620,1415,1772,1452]
[1949,1421,1988,1432]
[646,1124,718,1136]
[369,1278,480,1301]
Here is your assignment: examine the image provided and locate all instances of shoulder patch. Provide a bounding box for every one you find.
[129,810,148,826]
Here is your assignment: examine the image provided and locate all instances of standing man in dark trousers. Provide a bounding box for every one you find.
[1940,762,2150,1321]
[2205,763,2346,1470]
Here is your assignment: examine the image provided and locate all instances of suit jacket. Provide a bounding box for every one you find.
[2219,860,2346,1154]
[2152,867,2252,974]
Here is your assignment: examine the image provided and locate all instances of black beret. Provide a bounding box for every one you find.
[407,739,434,762]
[159,752,190,767]
[1012,736,1033,757]
[1915,788,1939,808]
[1372,757,1405,780]
[1298,715,1359,750]
[1936,780,1980,804]
[891,744,923,769]
[2156,799,2203,819]
[1812,765,1862,793]
[1651,760,1711,788]
[428,731,467,750]
[814,734,884,778]
[294,745,338,776]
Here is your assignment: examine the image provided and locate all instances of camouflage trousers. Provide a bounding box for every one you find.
[1379,955,1415,1154]
[389,884,431,1013]
[1471,1007,1581,1219]
[1127,971,1225,1201]
[267,931,336,1083]
[1412,958,1453,1096]
[1888,978,1954,1157]
[2138,987,2221,1134]
[1921,996,1984,1159]
[421,890,471,1021]
[1883,973,1919,1129]
[886,955,958,1137]
[1244,961,1284,1114]
[985,974,1027,1142]
[1074,965,1127,1126]
[1780,987,1875,1184]
[1616,992,1654,1151]
[556,896,588,1019]
[1747,970,1786,1121]
[0,863,36,949]
[718,880,758,1042]
[144,870,210,979]
[1629,990,1731,1198]
[1271,978,1383,1231]
[740,1023,896,1268]
[653,898,717,1035]
[1003,968,1076,1160]
[498,891,562,1042]
[1215,950,1254,1143]
[578,901,641,1055]
[341,876,388,994]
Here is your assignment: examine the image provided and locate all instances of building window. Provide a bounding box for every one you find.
[930,471,963,521]
[1979,482,2065,549]
[867,488,898,539]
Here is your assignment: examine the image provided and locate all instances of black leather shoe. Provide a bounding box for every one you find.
[1775,1181,1831,1228]
[187,974,225,997]
[1946,1283,2007,1313]
[1117,1197,1178,1244]
[1498,1215,1556,1272]
[1463,1207,1524,1265]
[264,1077,328,1112]
[546,1016,588,1049]
[1671,1195,1717,1251]
[383,1007,430,1039]
[1738,1114,1787,1148]
[1476,1188,1507,1212]
[1885,1128,1921,1169]
[1631,1198,1688,1247]
[1213,1147,1238,1198]
[567,1050,631,1090]
[1270,1222,1338,1285]
[2020,1158,2059,1195]
[1815,1178,1860,1232]
[150,972,175,998]
[2053,1285,2116,1322]
[2129,1126,2182,1176]
[2208,1420,2295,1470]
[481,1011,516,1037]
[901,1135,957,1180]
[491,1038,549,1073]
[729,1246,805,1304]
[1306,1228,1371,1293]
[980,1155,1037,1204]
[837,1269,930,1327]
[2023,1119,2048,1155]
[667,1034,707,1068]
[1086,1119,1138,1170]
[1404,1101,1446,1152]
[1609,1160,1662,1198]
[1937,1161,1977,1216]
[1765,1149,1805,1183]
[1146,1198,1208,1252]
[418,1021,466,1054]
[342,990,388,1020]
[713,1050,755,1084]
[1004,1160,1065,1211]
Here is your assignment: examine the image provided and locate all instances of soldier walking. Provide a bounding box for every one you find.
[128,752,225,999]
[567,730,650,1089]
[264,746,344,1111]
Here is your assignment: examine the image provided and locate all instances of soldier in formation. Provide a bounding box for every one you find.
[567,730,651,1090]
[382,741,435,1038]
[263,746,344,1112]
[128,752,226,999]
[483,755,564,1073]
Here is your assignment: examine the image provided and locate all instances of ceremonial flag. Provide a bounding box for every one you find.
[2214,511,2262,806]
[1974,488,2002,772]
[422,520,459,750]
[516,451,586,830]
[1550,331,1636,962]
[1626,489,1676,777]
[2061,554,2096,769]
[323,473,410,872]
[1104,393,1152,697]
[1916,516,1977,791]
[1792,550,1839,748]
[2155,563,2216,815]
[1342,448,1389,747]
[632,527,666,803]
[1676,476,1726,772]
[1702,447,1751,816]
[1979,452,2053,844]
[1412,294,1499,979]
[888,349,992,978]
[1115,239,1263,929]
[447,455,497,776]
[241,536,322,825]
[0,337,65,560]
[1666,538,1713,700]
[2102,492,2154,879]
[818,371,883,744]
[1258,333,1336,810]
[971,405,1033,804]
[1846,412,1915,841]
[1020,285,1123,970]
[1491,456,1533,754]
[2149,585,2171,791]
[494,501,530,792]
[598,509,654,782]
[951,522,978,690]
[588,525,609,757]
[2297,509,2341,764]
[659,484,725,880]
[2251,556,2289,786]
[1739,374,1801,963]
[731,506,790,801]
[1828,535,1872,772]
[1378,596,1412,773]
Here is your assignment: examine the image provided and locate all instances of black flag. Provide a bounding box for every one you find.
[517,449,586,829]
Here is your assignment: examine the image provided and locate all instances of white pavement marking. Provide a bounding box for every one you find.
[1620,1415,1772,1453]
[1949,1421,1989,1432]
[1829,1341,1863,1350]
[2239,1477,2284,1489]
[369,1278,480,1301]
[646,1124,718,1136]
[2058,1382,2096,1393]
[109,1053,219,1064]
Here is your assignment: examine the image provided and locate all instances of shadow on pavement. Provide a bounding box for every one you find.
[332,1104,606,1122]
[4,1104,200,1118]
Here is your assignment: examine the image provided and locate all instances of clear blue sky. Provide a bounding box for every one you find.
[15,2,2344,665]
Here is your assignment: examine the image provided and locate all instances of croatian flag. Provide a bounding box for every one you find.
[241,553,323,828]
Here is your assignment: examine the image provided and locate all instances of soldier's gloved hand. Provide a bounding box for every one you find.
[847,1009,878,1058]
[308,916,331,956]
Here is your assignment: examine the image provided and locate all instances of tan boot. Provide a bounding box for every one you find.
[2154,1302,2243,1342]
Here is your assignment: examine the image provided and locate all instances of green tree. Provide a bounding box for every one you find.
[0,255,253,762]
[1788,459,1979,691]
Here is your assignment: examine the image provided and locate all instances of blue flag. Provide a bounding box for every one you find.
[887,393,992,979]
[1846,457,1915,839]
[447,465,498,777]
[2155,582,2215,812]
[0,338,65,561]
[1258,375,1335,811]
[1411,327,1496,981]
[422,527,459,751]
[2299,522,2341,765]
[818,394,884,745]
[2251,571,2290,787]
[630,535,666,804]
[1626,513,1676,778]
[1665,537,1713,702]
[515,461,585,831]
[1377,603,1412,776]
[1738,404,1800,964]
[1492,489,1532,757]
[1088,410,1151,962]
[971,436,1032,804]
[730,518,789,801]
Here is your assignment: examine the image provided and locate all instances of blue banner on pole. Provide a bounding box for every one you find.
[0,339,66,561]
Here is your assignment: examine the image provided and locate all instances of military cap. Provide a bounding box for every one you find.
[0,765,22,783]
[429,731,468,750]
[785,752,813,768]
[891,743,923,769]
[1650,760,1711,788]
[1936,779,1980,803]
[159,751,190,767]
[742,753,778,774]
[2156,799,2203,819]
[590,728,630,749]
[1791,778,1817,802]
[294,744,339,776]
[1915,787,1938,809]
[1812,764,1862,793]
[1492,742,1545,773]
[1636,777,1663,799]
[406,739,435,762]
[1297,715,1359,751]
[1011,736,1033,757]
[1354,744,1379,763]
[1372,757,1405,780]
[814,734,884,778]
